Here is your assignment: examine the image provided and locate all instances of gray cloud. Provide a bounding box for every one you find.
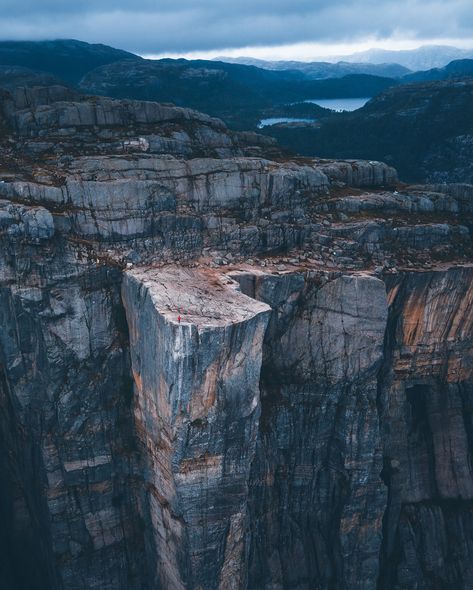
[0,0,471,54]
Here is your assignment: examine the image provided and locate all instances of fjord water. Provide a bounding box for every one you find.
[258,97,371,127]
[258,117,316,128]
[305,97,371,111]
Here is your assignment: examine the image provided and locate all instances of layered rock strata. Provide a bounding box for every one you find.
[1,86,473,589]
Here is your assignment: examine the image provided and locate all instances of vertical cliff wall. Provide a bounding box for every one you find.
[230,267,473,589]
[1,88,473,589]
[122,267,270,590]
[0,358,61,589]
[231,271,389,589]
[4,245,473,589]
[0,224,146,589]
[379,267,473,589]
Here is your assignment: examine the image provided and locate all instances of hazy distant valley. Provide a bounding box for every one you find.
[1,39,472,183]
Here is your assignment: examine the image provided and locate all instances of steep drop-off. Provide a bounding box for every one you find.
[1,86,473,589]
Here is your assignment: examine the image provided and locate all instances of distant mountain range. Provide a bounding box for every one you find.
[0,39,138,84]
[328,44,473,71]
[0,39,397,129]
[0,39,473,140]
[213,57,410,80]
[219,45,473,77]
[79,59,395,129]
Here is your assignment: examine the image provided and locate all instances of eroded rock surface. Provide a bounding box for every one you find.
[1,86,473,590]
[233,271,388,590]
[379,268,473,589]
[122,267,270,590]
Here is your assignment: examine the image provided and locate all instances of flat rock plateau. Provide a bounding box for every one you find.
[2,85,473,590]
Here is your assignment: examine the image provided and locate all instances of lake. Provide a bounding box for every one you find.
[304,97,371,111]
[257,117,316,128]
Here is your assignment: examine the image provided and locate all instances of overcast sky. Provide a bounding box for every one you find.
[0,0,472,59]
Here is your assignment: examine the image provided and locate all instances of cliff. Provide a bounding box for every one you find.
[1,86,473,589]
[122,267,270,589]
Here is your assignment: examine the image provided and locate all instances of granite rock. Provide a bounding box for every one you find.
[1,88,473,590]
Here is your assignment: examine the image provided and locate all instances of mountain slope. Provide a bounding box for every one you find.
[0,39,141,83]
[403,58,473,82]
[264,78,473,182]
[0,65,65,90]
[79,58,397,128]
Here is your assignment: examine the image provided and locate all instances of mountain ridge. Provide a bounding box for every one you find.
[212,56,410,79]
[0,38,141,83]
[336,44,473,70]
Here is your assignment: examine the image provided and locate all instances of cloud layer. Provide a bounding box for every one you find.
[0,0,472,55]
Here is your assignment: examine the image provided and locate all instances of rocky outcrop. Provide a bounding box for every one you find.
[1,87,473,590]
[315,158,398,188]
[122,267,270,589]
[0,85,279,160]
[0,156,328,248]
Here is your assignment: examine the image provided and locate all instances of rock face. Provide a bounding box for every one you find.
[379,268,473,589]
[0,241,146,589]
[122,267,270,590]
[233,271,389,589]
[1,86,473,590]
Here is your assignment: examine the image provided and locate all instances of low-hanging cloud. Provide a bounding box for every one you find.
[0,0,471,54]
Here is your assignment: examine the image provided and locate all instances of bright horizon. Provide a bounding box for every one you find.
[143,38,473,63]
[2,0,473,60]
